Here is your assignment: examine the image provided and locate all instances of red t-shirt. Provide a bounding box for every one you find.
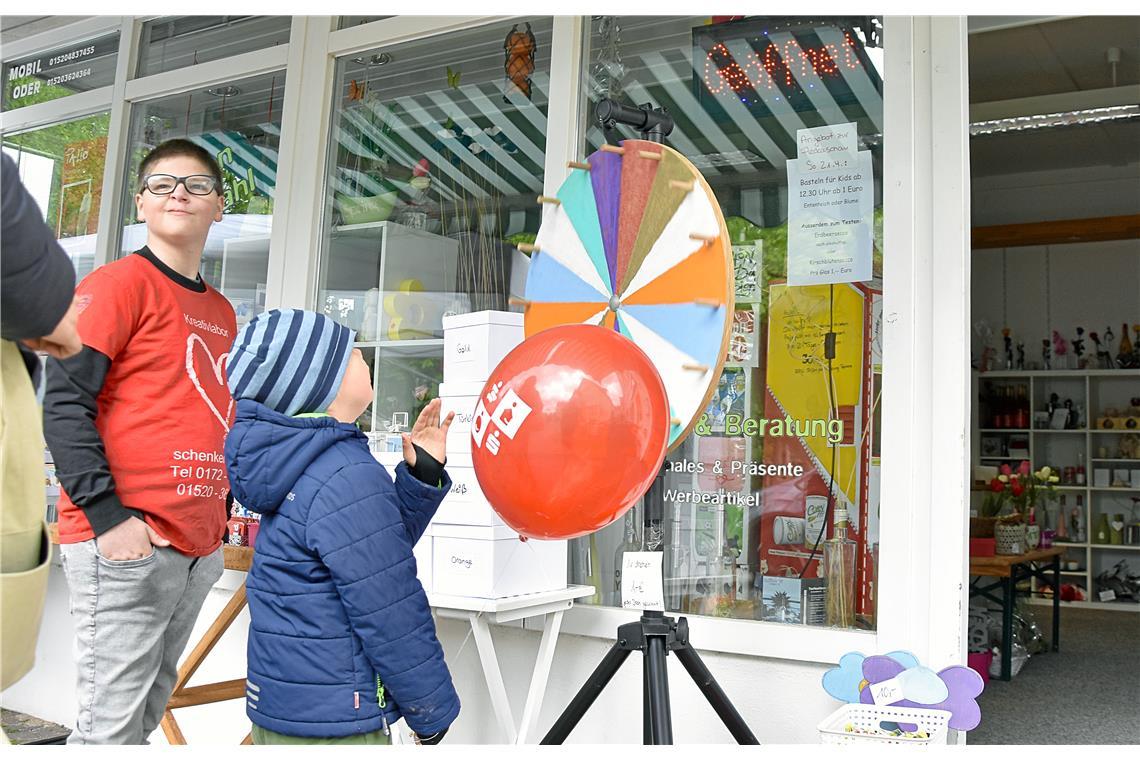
[57,252,237,556]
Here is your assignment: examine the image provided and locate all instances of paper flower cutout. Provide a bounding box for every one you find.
[884,650,919,670]
[822,652,866,703]
[859,656,984,731]
[896,665,949,704]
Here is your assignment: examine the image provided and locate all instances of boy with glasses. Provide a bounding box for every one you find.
[43,139,236,744]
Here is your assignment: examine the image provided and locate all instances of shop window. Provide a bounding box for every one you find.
[136,16,291,77]
[2,31,119,112]
[316,18,552,439]
[569,16,885,630]
[2,112,112,280]
[119,71,285,328]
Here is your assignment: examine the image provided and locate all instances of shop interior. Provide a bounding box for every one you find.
[965,15,1140,745]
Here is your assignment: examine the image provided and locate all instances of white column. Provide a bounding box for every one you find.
[877,16,971,668]
[94,17,142,270]
[542,16,586,199]
[263,16,336,310]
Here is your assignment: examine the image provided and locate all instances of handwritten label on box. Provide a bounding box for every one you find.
[621,552,664,611]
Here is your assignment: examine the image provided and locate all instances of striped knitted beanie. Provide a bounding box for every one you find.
[226,309,356,416]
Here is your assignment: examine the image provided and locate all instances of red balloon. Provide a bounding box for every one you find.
[470,324,670,540]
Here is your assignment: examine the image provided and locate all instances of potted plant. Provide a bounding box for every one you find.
[982,461,1059,554]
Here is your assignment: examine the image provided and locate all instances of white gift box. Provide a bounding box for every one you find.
[442,310,524,383]
[439,380,483,454]
[431,523,567,599]
[1093,468,1111,488]
[434,451,505,527]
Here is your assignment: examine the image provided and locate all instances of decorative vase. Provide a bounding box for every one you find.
[1025,524,1041,550]
[994,522,1025,555]
[1110,514,1125,545]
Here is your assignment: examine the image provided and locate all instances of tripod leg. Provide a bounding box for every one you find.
[540,641,631,744]
[674,643,759,744]
[670,642,761,742]
[643,658,652,744]
[644,635,673,744]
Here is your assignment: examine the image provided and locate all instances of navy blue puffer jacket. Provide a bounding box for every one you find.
[225,399,459,738]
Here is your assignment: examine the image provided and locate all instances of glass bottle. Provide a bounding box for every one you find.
[1094,512,1110,545]
[1075,451,1086,485]
[711,504,737,610]
[1015,385,1029,429]
[824,506,857,628]
[1073,496,1086,542]
[1055,495,1069,540]
[612,504,643,603]
[664,501,690,611]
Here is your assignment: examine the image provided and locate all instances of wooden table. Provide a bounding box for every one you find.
[968,546,1063,681]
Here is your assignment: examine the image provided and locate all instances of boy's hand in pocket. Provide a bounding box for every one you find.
[97,516,170,560]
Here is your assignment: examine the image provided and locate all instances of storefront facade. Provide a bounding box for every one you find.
[1,15,972,743]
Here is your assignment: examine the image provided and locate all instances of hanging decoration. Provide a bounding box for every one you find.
[503,22,537,102]
[589,16,627,101]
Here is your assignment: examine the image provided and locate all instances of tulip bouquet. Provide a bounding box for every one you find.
[981,460,1060,522]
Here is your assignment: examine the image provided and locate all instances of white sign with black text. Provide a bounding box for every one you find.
[620,551,665,611]
[787,122,874,286]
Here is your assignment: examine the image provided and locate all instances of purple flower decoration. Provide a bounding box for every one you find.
[859,655,984,731]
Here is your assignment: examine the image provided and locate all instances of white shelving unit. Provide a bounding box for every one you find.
[972,368,1140,612]
[323,221,464,438]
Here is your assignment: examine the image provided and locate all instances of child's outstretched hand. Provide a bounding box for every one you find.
[403,398,455,467]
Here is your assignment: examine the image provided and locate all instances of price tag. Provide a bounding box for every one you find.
[869,676,905,706]
[620,552,664,611]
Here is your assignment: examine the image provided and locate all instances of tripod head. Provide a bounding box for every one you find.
[596,98,674,145]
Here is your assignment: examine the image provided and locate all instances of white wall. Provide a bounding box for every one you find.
[971,162,1140,227]
[972,240,1140,363]
[3,564,834,744]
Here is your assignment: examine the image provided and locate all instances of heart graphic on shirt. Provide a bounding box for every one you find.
[186,333,232,431]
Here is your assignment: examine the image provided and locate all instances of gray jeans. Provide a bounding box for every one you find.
[60,539,223,744]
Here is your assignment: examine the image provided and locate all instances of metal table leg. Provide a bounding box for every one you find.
[1000,573,1014,681]
[1052,555,1060,652]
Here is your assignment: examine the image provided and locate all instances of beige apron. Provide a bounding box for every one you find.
[0,340,52,690]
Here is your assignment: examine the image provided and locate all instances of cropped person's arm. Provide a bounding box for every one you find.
[0,152,75,342]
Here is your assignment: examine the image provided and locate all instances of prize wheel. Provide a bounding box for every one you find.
[523,138,734,451]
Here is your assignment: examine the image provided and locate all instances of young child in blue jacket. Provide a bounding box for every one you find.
[224,308,458,745]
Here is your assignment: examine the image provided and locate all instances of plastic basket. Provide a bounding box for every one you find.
[817,703,951,745]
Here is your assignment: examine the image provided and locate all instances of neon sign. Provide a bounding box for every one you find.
[703,31,864,98]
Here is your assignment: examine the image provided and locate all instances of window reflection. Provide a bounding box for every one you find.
[574,16,884,630]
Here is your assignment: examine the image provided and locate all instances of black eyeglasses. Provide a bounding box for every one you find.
[140,174,219,196]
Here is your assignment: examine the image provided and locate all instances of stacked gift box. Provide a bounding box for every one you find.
[427,311,568,599]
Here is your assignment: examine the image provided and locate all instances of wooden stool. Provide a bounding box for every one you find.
[160,545,254,745]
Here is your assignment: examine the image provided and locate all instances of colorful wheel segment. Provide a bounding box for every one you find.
[523,139,734,451]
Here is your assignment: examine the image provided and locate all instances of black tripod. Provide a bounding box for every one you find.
[540,609,758,744]
[542,100,758,745]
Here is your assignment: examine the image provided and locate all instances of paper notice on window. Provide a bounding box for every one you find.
[621,552,664,611]
[787,123,874,286]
